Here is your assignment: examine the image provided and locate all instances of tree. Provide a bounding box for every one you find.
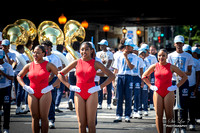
[175,25,200,46]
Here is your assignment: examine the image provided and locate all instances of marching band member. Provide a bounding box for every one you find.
[58,42,115,133]
[142,49,187,133]
[112,39,137,123]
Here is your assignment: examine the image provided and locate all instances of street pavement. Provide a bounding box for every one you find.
[9,97,200,133]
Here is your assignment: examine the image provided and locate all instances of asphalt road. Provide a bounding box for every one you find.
[8,97,200,133]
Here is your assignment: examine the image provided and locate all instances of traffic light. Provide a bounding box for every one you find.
[189,25,193,31]
[158,36,161,43]
[161,33,164,37]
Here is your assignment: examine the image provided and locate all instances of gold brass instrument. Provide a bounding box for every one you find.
[38,21,60,35]
[38,21,69,66]
[38,25,64,48]
[14,19,37,41]
[2,24,28,48]
[14,19,37,61]
[2,24,28,66]
[64,20,85,60]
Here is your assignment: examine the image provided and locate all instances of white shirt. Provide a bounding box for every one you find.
[66,51,81,72]
[143,58,151,72]
[96,50,113,69]
[113,51,123,60]
[0,62,14,88]
[4,52,17,63]
[188,58,200,86]
[145,54,158,65]
[112,52,137,75]
[132,56,145,77]
[43,54,62,68]
[15,53,29,72]
[167,51,194,80]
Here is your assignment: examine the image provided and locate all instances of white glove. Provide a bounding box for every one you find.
[150,85,158,91]
[167,85,177,91]
[88,85,101,94]
[69,85,81,93]
[41,85,54,94]
[23,85,34,94]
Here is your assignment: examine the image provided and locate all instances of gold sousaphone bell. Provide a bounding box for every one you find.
[2,24,28,47]
[38,21,70,66]
[38,21,64,47]
[14,19,37,61]
[2,24,29,66]
[64,20,86,60]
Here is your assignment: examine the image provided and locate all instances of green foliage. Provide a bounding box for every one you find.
[175,25,200,46]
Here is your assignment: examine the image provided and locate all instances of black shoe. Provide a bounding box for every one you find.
[68,101,73,111]
[55,107,63,113]
[112,98,117,106]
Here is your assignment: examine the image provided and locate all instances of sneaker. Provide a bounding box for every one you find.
[149,104,154,110]
[112,97,117,106]
[68,99,73,111]
[125,116,130,123]
[23,105,29,114]
[3,129,9,133]
[138,111,142,115]
[113,116,122,123]
[16,107,24,115]
[189,124,195,131]
[97,104,102,109]
[55,106,63,113]
[173,128,180,133]
[133,112,142,119]
[107,104,112,110]
[39,119,41,127]
[143,111,148,116]
[180,128,186,133]
[49,120,55,129]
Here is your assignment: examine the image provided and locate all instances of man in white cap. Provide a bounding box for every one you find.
[112,39,137,123]
[167,35,194,132]
[96,39,113,110]
[140,43,158,112]
[183,44,200,130]
[1,39,17,69]
[0,49,14,133]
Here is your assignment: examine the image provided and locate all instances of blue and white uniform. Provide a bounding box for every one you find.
[132,55,145,113]
[112,52,137,117]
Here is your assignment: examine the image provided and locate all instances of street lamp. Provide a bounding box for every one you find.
[122,27,127,38]
[58,14,67,24]
[103,25,110,39]
[136,29,141,36]
[81,20,89,29]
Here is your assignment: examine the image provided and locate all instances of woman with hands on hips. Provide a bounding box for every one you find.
[142,49,187,133]
[57,42,115,133]
[17,45,60,133]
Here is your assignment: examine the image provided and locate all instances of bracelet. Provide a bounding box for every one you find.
[17,74,23,79]
[59,72,64,76]
[142,76,149,80]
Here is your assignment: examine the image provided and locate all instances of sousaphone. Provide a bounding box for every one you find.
[14,19,37,61]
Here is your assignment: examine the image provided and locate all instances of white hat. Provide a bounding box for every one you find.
[140,44,149,50]
[98,39,108,46]
[124,39,135,47]
[174,35,184,43]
